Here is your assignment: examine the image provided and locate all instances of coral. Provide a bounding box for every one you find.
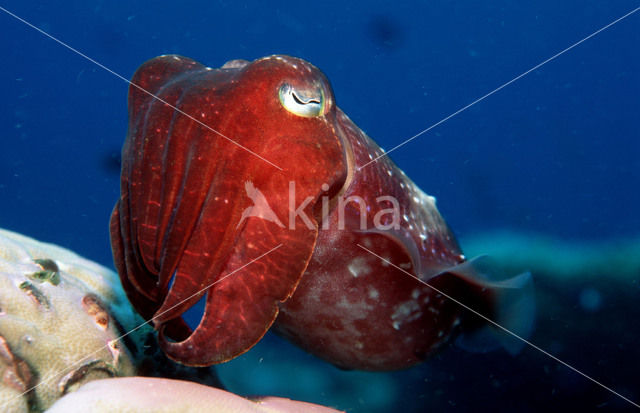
[0,229,137,412]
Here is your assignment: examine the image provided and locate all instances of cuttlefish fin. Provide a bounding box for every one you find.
[445,257,536,355]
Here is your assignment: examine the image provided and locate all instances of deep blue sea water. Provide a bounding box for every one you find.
[1,2,638,412]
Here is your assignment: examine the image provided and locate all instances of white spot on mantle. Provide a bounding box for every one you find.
[368,288,379,300]
[390,300,422,330]
[348,257,371,278]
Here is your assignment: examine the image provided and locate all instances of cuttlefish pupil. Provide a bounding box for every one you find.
[279,83,324,117]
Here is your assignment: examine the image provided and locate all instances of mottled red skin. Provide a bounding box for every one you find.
[111,54,491,370]
[274,109,490,370]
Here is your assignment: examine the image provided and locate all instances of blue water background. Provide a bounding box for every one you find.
[1,2,638,412]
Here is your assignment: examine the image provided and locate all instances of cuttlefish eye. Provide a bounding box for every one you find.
[279,83,325,117]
